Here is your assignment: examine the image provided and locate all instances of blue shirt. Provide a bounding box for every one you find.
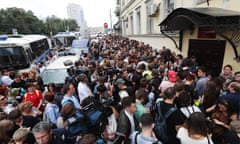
[61,95,81,109]
[132,131,162,144]
[196,77,208,98]
[218,92,240,113]
[44,103,60,124]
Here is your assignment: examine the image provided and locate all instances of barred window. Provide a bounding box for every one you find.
[196,0,208,5]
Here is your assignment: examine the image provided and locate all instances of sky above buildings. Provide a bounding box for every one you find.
[0,0,117,27]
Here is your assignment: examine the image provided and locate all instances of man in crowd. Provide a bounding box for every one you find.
[132,113,162,144]
[61,83,81,109]
[77,73,93,104]
[196,66,209,99]
[0,69,13,86]
[114,78,135,103]
[157,87,186,144]
[115,96,139,143]
[32,121,65,144]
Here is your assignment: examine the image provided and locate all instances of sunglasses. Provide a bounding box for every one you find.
[218,100,229,106]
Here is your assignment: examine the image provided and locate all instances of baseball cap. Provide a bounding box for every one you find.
[168,70,177,82]
[115,78,125,85]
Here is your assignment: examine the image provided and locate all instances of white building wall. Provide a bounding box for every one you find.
[67,3,88,37]
[67,3,85,26]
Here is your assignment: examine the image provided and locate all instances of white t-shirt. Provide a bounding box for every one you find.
[177,127,214,144]
[77,82,93,103]
[1,75,13,86]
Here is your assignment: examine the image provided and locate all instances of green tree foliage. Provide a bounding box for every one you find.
[45,15,65,35]
[0,7,79,35]
[65,19,79,31]
[45,16,79,35]
[0,7,45,34]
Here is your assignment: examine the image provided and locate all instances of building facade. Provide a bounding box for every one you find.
[116,0,240,75]
[67,3,88,37]
[67,3,85,27]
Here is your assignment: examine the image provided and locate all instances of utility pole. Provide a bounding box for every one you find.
[110,9,112,33]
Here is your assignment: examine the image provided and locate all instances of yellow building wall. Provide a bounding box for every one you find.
[182,27,240,73]
[120,0,163,35]
[165,0,240,72]
[120,0,240,72]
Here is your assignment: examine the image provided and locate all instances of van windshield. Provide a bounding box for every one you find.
[0,46,29,70]
[53,36,75,48]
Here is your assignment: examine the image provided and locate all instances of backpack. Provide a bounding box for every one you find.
[153,102,176,144]
[82,101,109,136]
[64,99,107,136]
[65,110,89,135]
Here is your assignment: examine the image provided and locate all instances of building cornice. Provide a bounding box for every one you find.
[121,0,136,13]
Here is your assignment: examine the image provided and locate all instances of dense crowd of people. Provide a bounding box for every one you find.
[0,35,239,144]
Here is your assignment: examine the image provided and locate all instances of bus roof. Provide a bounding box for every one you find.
[54,32,77,38]
[0,34,48,47]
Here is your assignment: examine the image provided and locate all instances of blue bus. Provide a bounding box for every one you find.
[0,34,52,71]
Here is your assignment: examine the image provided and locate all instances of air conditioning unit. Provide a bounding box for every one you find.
[149,3,160,17]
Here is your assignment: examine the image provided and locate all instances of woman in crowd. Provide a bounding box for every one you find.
[46,82,57,95]
[0,94,15,114]
[19,101,41,118]
[0,119,16,144]
[9,127,35,144]
[201,80,219,115]
[177,112,214,144]
[18,101,40,128]
[210,99,240,144]
[23,82,43,111]
[43,92,60,128]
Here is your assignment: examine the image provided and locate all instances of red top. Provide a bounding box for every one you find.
[23,90,42,108]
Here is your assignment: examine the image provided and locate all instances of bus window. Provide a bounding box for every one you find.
[25,48,33,62]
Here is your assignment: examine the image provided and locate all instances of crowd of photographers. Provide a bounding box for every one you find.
[0,35,240,144]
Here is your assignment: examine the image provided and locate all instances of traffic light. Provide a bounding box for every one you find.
[104,22,108,28]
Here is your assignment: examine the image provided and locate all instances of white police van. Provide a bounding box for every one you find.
[40,55,80,88]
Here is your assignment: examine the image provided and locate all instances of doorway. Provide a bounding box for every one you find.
[188,39,226,76]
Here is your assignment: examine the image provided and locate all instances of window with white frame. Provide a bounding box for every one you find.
[146,1,153,34]
[130,15,134,35]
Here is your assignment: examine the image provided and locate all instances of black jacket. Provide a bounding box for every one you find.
[115,110,139,144]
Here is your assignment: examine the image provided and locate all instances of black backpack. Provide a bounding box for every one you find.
[64,99,108,136]
[153,101,176,144]
[65,110,89,135]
